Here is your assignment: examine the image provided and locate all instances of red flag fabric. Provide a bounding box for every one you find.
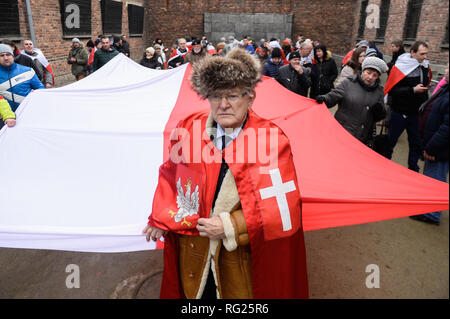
[158,64,448,232]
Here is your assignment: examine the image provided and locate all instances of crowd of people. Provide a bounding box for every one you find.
[0,33,448,224]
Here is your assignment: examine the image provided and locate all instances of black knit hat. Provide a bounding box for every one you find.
[271,47,282,58]
[289,51,300,60]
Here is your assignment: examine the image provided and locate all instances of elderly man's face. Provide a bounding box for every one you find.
[289,57,301,67]
[193,43,202,53]
[178,40,187,50]
[24,40,34,53]
[208,87,254,129]
[300,44,312,57]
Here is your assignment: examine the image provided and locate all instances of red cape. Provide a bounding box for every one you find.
[152,109,308,298]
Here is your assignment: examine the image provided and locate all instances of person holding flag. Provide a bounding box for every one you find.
[20,40,54,88]
[0,96,16,129]
[143,48,308,299]
[168,38,191,69]
[0,43,44,115]
[384,40,431,172]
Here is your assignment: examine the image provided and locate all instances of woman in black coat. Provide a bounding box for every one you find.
[140,47,162,69]
[311,44,338,97]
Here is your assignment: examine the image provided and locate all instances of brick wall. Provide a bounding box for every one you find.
[146,0,357,56]
[14,0,150,86]
[352,0,448,69]
[11,0,358,85]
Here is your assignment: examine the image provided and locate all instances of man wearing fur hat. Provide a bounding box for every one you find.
[143,48,308,299]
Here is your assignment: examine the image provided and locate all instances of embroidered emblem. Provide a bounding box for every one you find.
[168,177,200,227]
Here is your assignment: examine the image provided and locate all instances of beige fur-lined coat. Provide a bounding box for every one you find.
[178,114,252,299]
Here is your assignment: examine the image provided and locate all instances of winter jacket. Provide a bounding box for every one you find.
[20,50,53,86]
[387,48,405,74]
[319,74,386,147]
[0,62,44,111]
[122,41,130,57]
[0,96,15,121]
[335,64,357,87]
[183,48,209,65]
[311,57,338,97]
[263,58,283,78]
[422,88,449,161]
[92,47,119,72]
[390,65,430,116]
[67,44,89,76]
[140,56,162,69]
[276,64,312,97]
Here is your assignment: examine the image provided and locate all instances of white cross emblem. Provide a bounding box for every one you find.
[259,168,296,231]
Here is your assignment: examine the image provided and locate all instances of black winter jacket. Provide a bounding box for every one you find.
[311,58,338,97]
[319,74,386,147]
[140,56,162,69]
[263,58,283,78]
[390,66,430,115]
[276,64,312,97]
[422,88,449,161]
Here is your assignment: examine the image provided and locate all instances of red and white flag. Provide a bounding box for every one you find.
[20,48,55,85]
[0,54,447,253]
[167,47,191,64]
[384,53,431,99]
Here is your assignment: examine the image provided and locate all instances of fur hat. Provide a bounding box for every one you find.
[190,48,261,99]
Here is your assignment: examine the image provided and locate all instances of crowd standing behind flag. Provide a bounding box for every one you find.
[0,32,447,232]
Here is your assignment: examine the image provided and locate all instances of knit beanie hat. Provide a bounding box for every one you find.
[362,56,388,74]
[356,40,369,48]
[271,47,282,58]
[289,51,301,60]
[72,38,81,44]
[145,47,155,56]
[0,43,13,55]
[365,47,377,58]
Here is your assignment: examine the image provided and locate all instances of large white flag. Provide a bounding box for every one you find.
[0,54,186,252]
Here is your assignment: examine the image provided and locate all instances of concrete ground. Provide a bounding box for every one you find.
[0,106,448,299]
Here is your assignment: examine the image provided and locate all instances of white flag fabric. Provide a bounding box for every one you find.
[0,54,186,252]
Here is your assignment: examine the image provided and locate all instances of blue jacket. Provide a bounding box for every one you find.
[0,62,44,112]
[263,58,283,78]
[423,88,449,161]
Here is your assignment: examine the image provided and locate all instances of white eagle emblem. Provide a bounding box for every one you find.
[168,177,200,227]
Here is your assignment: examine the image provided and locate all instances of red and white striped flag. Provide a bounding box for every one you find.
[384,53,431,99]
